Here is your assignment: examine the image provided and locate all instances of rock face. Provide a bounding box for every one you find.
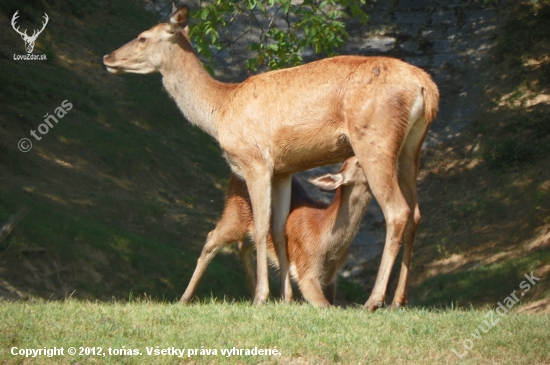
[146,0,509,292]
[344,0,508,146]
[327,0,510,290]
[328,0,509,290]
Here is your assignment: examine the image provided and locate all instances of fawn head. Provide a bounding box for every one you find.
[308,157,367,191]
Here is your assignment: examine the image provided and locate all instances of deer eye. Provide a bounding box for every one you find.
[138,37,146,43]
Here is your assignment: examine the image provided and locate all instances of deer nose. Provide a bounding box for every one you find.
[103,54,111,61]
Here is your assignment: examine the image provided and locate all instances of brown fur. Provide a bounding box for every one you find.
[103,4,439,309]
[180,157,371,307]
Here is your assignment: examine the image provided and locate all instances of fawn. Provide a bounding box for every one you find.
[180,157,371,307]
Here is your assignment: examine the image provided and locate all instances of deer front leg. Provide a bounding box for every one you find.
[271,174,293,303]
[298,275,331,308]
[238,240,256,297]
[245,171,272,305]
[181,186,250,303]
[323,281,337,305]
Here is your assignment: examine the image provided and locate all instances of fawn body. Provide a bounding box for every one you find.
[181,157,371,307]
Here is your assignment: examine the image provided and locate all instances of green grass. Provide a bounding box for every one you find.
[481,111,550,171]
[0,185,253,302]
[0,301,549,364]
[414,250,550,308]
[409,1,550,311]
[0,0,549,334]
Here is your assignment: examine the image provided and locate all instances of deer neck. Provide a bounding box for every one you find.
[330,184,371,244]
[160,37,234,141]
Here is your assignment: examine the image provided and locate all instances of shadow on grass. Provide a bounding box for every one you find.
[405,0,550,309]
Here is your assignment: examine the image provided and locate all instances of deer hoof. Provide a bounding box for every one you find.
[364,298,384,312]
[179,294,192,304]
[312,300,331,308]
[392,302,405,309]
[253,298,267,306]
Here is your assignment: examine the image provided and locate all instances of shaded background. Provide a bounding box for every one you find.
[0,0,548,311]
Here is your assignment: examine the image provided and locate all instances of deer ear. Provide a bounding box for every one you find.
[308,173,343,191]
[165,4,189,34]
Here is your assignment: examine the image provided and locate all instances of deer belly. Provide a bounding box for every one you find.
[272,125,353,174]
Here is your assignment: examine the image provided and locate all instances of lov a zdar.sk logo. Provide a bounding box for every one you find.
[11,10,49,60]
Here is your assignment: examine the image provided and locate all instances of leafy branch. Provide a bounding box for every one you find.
[187,0,368,72]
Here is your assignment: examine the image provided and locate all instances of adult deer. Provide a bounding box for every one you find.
[103,4,439,310]
[181,157,372,307]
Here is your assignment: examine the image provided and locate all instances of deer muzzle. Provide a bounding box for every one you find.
[103,54,121,74]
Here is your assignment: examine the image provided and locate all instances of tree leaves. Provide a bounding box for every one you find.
[188,0,367,72]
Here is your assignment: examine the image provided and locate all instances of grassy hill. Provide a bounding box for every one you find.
[1,301,550,364]
[0,0,249,302]
[0,1,549,364]
[0,0,549,313]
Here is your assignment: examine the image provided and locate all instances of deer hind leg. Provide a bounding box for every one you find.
[392,118,428,308]
[180,195,249,303]
[271,174,293,303]
[361,166,410,311]
[238,240,256,297]
[350,123,411,312]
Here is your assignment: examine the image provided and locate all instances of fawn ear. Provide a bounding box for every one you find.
[165,4,189,34]
[308,173,343,191]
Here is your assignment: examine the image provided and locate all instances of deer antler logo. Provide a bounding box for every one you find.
[11,11,49,54]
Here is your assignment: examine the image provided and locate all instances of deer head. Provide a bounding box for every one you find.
[103,4,190,74]
[11,11,49,54]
